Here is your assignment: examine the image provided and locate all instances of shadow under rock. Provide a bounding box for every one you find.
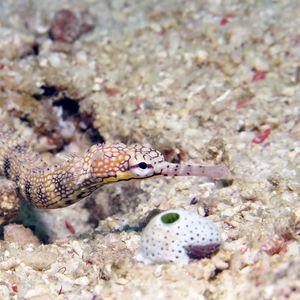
[14,201,51,244]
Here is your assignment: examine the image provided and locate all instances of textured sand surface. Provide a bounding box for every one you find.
[0,0,299,299]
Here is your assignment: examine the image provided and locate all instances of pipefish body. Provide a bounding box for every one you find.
[0,125,231,209]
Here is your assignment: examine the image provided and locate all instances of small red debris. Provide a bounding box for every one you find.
[163,147,179,162]
[50,9,94,43]
[11,284,18,293]
[178,147,188,162]
[260,237,284,256]
[240,246,248,254]
[85,259,93,265]
[50,9,80,43]
[46,133,64,151]
[47,137,56,147]
[252,71,266,81]
[133,97,143,112]
[103,86,119,96]
[65,220,75,234]
[163,148,175,157]
[235,100,251,109]
[252,129,271,144]
[220,17,230,25]
[279,242,289,255]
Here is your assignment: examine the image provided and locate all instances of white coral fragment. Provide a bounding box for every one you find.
[136,209,222,265]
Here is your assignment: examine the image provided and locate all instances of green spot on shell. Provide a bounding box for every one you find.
[161,212,180,224]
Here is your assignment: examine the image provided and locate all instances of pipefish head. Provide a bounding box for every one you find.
[85,143,231,184]
[84,144,163,183]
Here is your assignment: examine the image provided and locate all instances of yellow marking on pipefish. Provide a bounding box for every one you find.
[102,172,132,184]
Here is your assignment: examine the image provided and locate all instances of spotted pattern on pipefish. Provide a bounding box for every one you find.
[0,125,164,208]
[0,124,231,210]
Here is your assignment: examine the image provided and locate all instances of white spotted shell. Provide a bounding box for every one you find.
[136,209,222,265]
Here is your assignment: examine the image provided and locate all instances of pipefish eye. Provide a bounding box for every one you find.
[138,162,148,169]
[129,160,155,177]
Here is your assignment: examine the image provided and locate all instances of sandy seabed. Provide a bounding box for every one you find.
[0,0,299,299]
